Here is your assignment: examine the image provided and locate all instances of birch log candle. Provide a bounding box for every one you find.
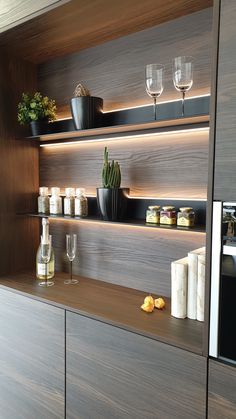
[197,253,206,322]
[187,247,205,320]
[171,257,188,319]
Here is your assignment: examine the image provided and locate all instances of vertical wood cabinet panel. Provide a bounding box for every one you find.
[0,288,65,419]
[214,0,236,200]
[66,312,207,419]
[208,359,236,419]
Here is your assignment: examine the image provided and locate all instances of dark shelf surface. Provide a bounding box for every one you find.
[0,272,203,355]
[27,115,209,145]
[22,213,206,233]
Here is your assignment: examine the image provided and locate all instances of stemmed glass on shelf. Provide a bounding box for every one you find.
[145,64,164,121]
[64,234,78,285]
[172,56,193,116]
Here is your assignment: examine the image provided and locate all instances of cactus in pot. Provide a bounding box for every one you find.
[97,147,129,221]
[70,82,103,130]
[102,147,121,188]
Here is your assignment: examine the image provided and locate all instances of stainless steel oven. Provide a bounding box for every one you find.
[209,202,236,363]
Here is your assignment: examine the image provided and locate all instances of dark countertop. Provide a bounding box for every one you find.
[0,271,203,355]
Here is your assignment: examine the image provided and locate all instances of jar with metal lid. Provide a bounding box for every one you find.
[75,188,88,217]
[177,207,195,227]
[64,188,75,216]
[38,186,50,214]
[223,207,236,240]
[50,187,62,215]
[160,206,176,225]
[146,205,160,224]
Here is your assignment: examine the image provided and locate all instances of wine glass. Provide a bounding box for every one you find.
[39,235,54,287]
[64,234,78,285]
[145,64,164,121]
[172,56,193,117]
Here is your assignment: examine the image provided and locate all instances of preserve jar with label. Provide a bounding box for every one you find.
[146,206,160,224]
[177,207,195,227]
[160,206,177,225]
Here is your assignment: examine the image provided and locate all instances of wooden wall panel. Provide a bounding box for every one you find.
[40,129,209,199]
[0,52,39,275]
[0,288,65,419]
[208,360,236,419]
[38,8,213,115]
[66,312,207,419]
[0,0,69,33]
[0,1,213,64]
[213,0,236,200]
[50,219,205,295]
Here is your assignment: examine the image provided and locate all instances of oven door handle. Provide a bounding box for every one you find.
[209,201,222,357]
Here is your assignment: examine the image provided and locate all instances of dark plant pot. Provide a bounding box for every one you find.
[96,188,129,221]
[30,120,49,136]
[70,96,103,130]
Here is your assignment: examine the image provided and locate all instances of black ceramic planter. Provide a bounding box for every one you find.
[70,96,103,130]
[30,120,49,136]
[96,188,129,221]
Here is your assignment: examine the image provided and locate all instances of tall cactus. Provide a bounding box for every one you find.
[102,147,121,188]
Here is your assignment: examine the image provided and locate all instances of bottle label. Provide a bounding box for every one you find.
[37,263,47,275]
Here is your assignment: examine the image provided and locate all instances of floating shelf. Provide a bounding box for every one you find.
[29,116,209,145]
[23,213,206,233]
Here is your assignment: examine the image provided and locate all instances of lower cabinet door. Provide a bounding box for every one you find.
[66,312,207,419]
[0,289,65,419]
[208,359,236,419]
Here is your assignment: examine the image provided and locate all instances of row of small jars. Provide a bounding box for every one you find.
[146,205,195,227]
[38,187,88,217]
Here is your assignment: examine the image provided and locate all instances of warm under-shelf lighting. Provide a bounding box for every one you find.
[40,127,209,148]
[49,217,206,234]
[86,194,207,201]
[102,94,211,113]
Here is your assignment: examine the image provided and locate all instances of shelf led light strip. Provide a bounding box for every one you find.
[102,94,211,113]
[50,217,206,234]
[40,127,209,148]
[56,94,211,119]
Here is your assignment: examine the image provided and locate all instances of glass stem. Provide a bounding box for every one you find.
[182,91,186,117]
[70,261,73,281]
[46,262,48,286]
[153,97,157,121]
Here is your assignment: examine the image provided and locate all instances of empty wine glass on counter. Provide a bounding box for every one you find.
[39,235,54,287]
[64,234,78,285]
[172,56,193,117]
[145,64,164,121]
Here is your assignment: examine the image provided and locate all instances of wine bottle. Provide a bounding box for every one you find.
[36,218,55,280]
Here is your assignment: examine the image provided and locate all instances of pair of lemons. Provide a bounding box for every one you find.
[141,295,165,313]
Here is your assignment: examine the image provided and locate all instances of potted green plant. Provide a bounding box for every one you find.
[17,92,57,136]
[97,147,129,221]
[70,83,103,130]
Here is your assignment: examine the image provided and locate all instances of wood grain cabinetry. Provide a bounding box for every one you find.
[66,311,207,419]
[208,359,236,419]
[213,0,236,200]
[0,288,65,419]
[0,0,69,32]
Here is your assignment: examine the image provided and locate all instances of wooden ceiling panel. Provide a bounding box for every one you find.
[0,0,213,63]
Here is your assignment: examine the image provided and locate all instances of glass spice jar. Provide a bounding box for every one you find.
[75,188,88,217]
[146,205,160,224]
[38,187,50,214]
[64,188,75,216]
[177,207,195,227]
[50,187,62,215]
[160,206,177,225]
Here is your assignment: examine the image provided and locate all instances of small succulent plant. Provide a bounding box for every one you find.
[74,83,91,97]
[102,147,121,188]
[17,92,56,125]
